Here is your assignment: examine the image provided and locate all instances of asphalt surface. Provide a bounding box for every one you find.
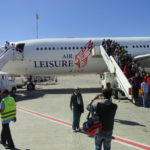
[0,74,150,150]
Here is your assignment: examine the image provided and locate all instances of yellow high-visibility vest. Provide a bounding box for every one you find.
[1,97,16,121]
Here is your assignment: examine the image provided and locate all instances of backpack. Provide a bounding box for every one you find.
[83,111,102,136]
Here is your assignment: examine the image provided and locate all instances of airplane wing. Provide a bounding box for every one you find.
[134,54,150,61]
[134,54,150,67]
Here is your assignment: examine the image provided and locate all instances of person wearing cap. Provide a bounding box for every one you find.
[87,90,117,150]
[0,89,16,150]
[70,87,84,132]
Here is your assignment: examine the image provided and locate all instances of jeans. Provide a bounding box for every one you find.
[142,93,148,107]
[95,131,112,150]
[72,107,81,130]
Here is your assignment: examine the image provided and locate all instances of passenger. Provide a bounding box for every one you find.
[140,67,147,79]
[0,89,16,149]
[131,73,143,101]
[104,82,113,100]
[145,73,150,86]
[118,53,123,69]
[144,73,150,98]
[141,79,149,107]
[123,64,131,78]
[131,61,140,75]
[11,43,15,50]
[5,41,10,50]
[87,90,117,150]
[94,82,113,101]
[70,87,84,132]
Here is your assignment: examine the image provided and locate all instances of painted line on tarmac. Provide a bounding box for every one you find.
[17,106,150,150]
[113,136,150,150]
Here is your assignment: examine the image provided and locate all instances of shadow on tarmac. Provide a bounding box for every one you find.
[115,119,145,127]
[15,88,101,102]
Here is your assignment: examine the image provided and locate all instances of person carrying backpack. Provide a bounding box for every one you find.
[87,90,117,150]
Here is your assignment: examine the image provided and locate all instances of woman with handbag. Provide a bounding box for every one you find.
[70,87,84,132]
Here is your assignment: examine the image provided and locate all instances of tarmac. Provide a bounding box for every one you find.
[0,74,150,150]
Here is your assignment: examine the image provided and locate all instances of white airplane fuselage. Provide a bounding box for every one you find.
[2,37,150,75]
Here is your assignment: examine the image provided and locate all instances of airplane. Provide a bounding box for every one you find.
[0,37,150,90]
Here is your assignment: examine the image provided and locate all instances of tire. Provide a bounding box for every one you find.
[27,83,35,91]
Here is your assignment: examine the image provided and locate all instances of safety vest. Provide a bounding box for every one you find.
[1,96,16,121]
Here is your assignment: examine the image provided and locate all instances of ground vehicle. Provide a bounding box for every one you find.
[0,71,17,96]
[14,76,27,88]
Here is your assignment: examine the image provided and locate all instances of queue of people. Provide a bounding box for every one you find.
[102,39,150,108]
[4,41,15,51]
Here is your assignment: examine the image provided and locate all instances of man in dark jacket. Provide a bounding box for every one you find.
[87,90,117,150]
[70,87,84,132]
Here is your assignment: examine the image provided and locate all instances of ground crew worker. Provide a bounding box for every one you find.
[70,87,84,132]
[0,89,16,150]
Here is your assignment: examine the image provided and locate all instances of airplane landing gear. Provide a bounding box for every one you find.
[27,75,35,90]
[27,82,35,91]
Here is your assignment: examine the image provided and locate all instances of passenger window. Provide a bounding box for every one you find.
[140,45,142,48]
[147,45,149,48]
[136,45,139,48]
[36,48,39,50]
[72,47,75,49]
[45,47,47,50]
[143,45,146,48]
[76,47,79,49]
[132,45,135,48]
[61,47,63,50]
[65,47,67,50]
[49,47,51,50]
[126,46,128,48]
[69,47,71,50]
[53,47,55,50]
[41,48,43,50]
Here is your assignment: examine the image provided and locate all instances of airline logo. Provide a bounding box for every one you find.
[34,40,94,69]
[74,40,94,68]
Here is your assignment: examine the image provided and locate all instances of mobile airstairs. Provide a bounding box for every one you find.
[92,45,132,100]
[0,46,23,70]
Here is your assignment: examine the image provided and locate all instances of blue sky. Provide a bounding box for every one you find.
[0,0,150,45]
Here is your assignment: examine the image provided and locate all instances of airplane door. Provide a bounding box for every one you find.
[15,43,25,60]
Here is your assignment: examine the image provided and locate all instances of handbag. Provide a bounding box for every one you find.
[83,111,102,136]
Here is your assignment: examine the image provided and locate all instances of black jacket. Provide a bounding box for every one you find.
[96,101,117,131]
[70,93,84,113]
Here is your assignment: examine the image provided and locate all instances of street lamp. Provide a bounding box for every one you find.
[36,13,39,39]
